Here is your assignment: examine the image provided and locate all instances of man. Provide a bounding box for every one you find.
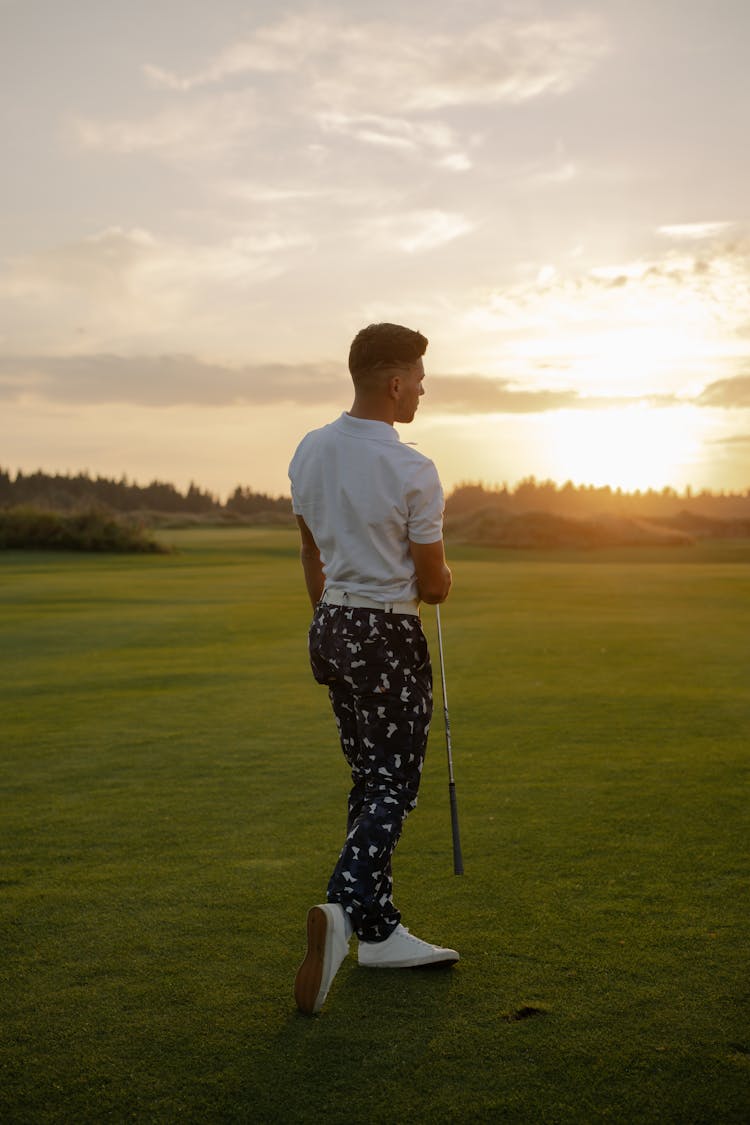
[288,322,459,1016]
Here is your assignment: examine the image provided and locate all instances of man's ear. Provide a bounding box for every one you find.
[387,373,401,399]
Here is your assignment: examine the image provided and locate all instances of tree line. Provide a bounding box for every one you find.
[1,468,749,521]
[447,478,750,521]
[0,469,292,517]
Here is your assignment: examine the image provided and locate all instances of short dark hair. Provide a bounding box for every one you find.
[348,323,428,384]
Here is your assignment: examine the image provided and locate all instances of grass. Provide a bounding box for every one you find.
[1,529,749,1123]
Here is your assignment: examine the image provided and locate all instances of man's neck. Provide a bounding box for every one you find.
[348,399,395,425]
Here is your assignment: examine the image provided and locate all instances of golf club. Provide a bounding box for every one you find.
[435,604,464,875]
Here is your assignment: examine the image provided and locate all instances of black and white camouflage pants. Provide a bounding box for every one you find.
[308,602,433,943]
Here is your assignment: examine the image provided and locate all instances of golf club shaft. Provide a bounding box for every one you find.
[436,605,464,875]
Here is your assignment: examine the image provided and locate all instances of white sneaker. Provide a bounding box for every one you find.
[358,924,459,969]
[294,903,351,1014]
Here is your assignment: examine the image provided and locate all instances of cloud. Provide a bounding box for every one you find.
[466,240,750,345]
[697,376,750,409]
[363,210,474,254]
[425,376,623,413]
[142,14,327,88]
[400,15,607,111]
[0,354,347,407]
[659,222,733,240]
[72,12,606,180]
[144,12,608,113]
[436,380,683,414]
[0,354,677,415]
[709,432,750,446]
[0,226,313,351]
[221,182,325,204]
[316,111,470,168]
[5,224,748,398]
[71,91,258,159]
[439,152,473,172]
[3,227,156,299]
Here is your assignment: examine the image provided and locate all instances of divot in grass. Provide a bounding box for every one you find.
[502,1006,547,1022]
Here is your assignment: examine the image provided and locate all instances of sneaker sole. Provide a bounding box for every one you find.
[359,953,459,969]
[294,905,330,1014]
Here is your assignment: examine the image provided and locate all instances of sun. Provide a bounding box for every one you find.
[541,405,704,492]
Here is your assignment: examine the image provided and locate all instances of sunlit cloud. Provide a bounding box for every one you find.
[0,226,313,351]
[658,222,733,240]
[74,11,607,182]
[316,112,470,169]
[71,91,258,159]
[697,376,750,408]
[4,225,748,406]
[218,178,398,211]
[462,238,750,395]
[710,432,750,447]
[220,183,322,204]
[143,11,608,113]
[439,153,473,172]
[143,14,330,88]
[364,211,474,254]
[400,15,608,111]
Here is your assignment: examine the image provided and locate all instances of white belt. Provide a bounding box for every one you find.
[321,588,420,616]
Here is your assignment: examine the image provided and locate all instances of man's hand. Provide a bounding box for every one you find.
[409,539,452,604]
[296,516,325,608]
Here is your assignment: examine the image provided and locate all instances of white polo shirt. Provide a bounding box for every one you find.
[288,412,445,603]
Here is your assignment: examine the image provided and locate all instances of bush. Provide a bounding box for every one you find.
[0,507,168,553]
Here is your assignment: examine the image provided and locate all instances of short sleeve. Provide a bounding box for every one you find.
[288,442,304,515]
[405,458,444,543]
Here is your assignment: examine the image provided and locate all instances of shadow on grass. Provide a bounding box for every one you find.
[242,963,461,1121]
[281,959,460,1034]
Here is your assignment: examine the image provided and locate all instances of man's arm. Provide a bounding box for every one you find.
[296,516,325,608]
[409,539,452,604]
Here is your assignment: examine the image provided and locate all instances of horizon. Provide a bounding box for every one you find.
[4,463,749,507]
[2,1,749,497]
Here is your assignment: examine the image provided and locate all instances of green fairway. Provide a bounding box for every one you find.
[2,530,748,1123]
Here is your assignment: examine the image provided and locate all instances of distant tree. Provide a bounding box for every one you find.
[185,482,218,513]
[0,468,14,505]
[225,485,292,516]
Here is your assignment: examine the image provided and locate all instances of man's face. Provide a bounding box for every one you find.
[393,358,425,424]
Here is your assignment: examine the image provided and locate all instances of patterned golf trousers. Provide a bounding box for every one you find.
[308,602,433,943]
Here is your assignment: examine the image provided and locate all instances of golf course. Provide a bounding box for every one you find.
[2,528,748,1123]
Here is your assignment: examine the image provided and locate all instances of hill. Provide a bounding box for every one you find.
[444,482,750,549]
[445,509,694,549]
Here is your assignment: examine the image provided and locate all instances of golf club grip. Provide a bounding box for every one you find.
[449,782,464,875]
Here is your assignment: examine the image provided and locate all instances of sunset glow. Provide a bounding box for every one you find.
[541,406,707,493]
[1,2,749,497]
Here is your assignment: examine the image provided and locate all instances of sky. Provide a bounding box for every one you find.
[2,0,749,499]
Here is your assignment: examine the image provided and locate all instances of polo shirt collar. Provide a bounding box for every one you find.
[334,412,400,442]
